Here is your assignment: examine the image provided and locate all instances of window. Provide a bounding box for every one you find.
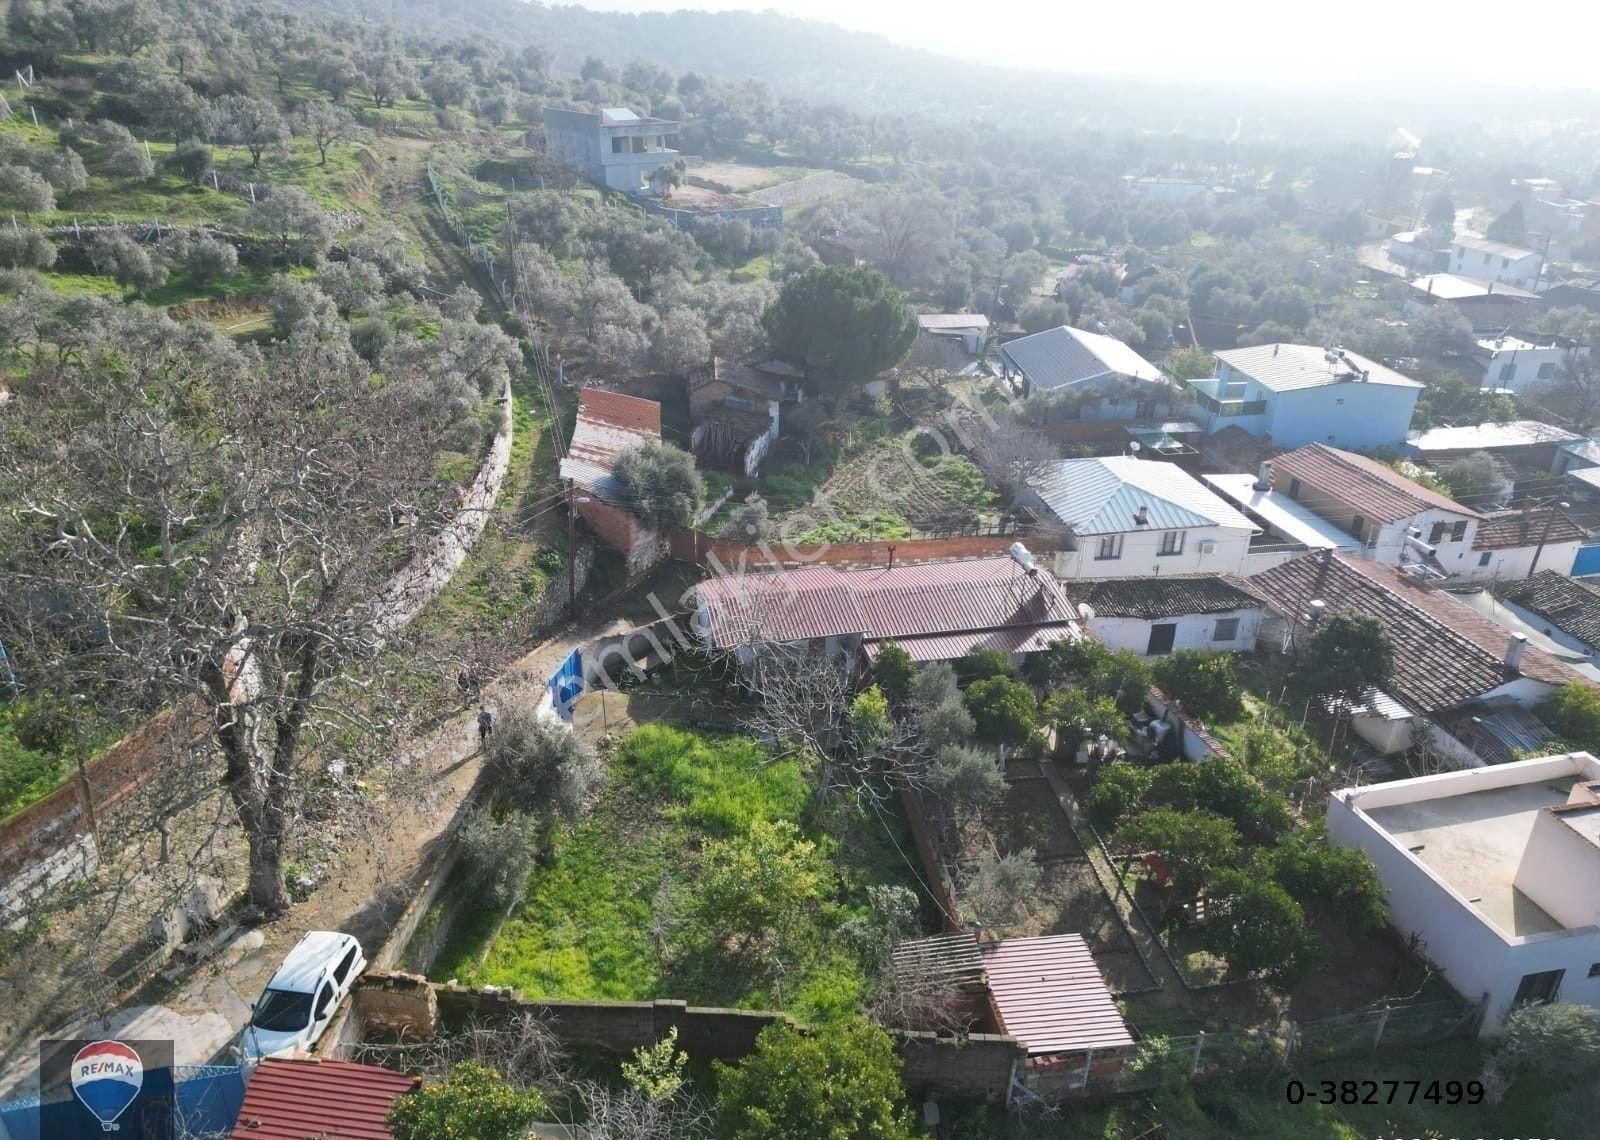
[1335,397,1344,405]
[1287,478,1301,499]
[1588,962,1600,978]
[1501,256,1511,269]
[314,983,334,1020]
[1158,531,1184,556]
[1538,362,1557,379]
[1351,515,1366,540]
[1096,534,1123,561]
[252,990,313,1032]
[332,946,358,986]
[611,137,625,154]
[1213,618,1240,642]
[1479,552,1492,567]
[1429,521,1447,545]
[1451,520,1468,542]
[1499,362,1517,385]
[1136,398,1158,418]
[1513,969,1564,1005]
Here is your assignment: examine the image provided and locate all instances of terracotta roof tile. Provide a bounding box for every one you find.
[1473,509,1588,551]
[1066,574,1263,620]
[1504,570,1600,648]
[1272,443,1477,524]
[1248,553,1572,713]
[229,1058,418,1140]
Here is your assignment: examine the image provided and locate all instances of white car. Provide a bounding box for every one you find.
[241,931,366,1061]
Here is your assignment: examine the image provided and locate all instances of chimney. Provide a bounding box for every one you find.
[1504,632,1528,673]
[1134,504,1150,526]
[886,544,896,570]
[1273,343,1280,356]
[1254,461,1273,491]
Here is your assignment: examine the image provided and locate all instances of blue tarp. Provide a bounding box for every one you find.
[548,646,584,721]
[1573,542,1600,578]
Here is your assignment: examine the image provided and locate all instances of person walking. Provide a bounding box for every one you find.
[476,706,495,750]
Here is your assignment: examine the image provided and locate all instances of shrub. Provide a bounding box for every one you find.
[961,848,1041,929]
[387,1063,548,1140]
[928,744,1003,818]
[1152,650,1244,722]
[1201,870,1320,990]
[685,818,826,956]
[612,440,706,530]
[484,707,604,844]
[919,694,974,752]
[962,676,1037,747]
[953,647,1014,684]
[0,230,56,270]
[1260,832,1387,932]
[1118,806,1240,897]
[1085,762,1154,832]
[1492,1002,1600,1082]
[456,807,538,906]
[870,641,915,706]
[1540,681,1600,754]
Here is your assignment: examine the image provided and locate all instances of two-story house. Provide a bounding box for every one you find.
[1186,344,1422,450]
[542,106,680,192]
[997,325,1173,418]
[1450,235,1544,292]
[1270,443,1479,570]
[1025,455,1258,580]
[1471,335,1588,395]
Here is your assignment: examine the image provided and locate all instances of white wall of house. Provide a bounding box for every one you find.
[1450,244,1543,290]
[1352,710,1415,755]
[1456,539,1582,584]
[1327,756,1600,1034]
[1052,525,1254,580]
[1477,346,1573,394]
[1086,608,1262,656]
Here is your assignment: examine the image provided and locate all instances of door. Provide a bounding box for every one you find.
[1146,624,1177,656]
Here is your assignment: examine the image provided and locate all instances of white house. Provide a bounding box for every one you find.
[1269,443,1480,572]
[1462,509,1585,584]
[1327,753,1600,1034]
[1026,455,1258,580]
[1450,235,1544,292]
[542,106,681,192]
[1185,344,1422,451]
[997,325,1171,416]
[1471,335,1587,395]
[915,313,989,356]
[1064,575,1264,657]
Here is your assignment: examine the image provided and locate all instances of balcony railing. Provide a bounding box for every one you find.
[1190,389,1267,417]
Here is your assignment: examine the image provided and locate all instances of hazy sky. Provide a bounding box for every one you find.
[576,0,1600,91]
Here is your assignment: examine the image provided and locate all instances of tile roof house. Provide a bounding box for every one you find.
[1249,551,1578,758]
[1469,509,1586,581]
[686,358,784,477]
[1503,570,1600,654]
[1269,444,1482,573]
[1025,455,1258,580]
[692,554,1081,666]
[1064,574,1265,656]
[559,387,669,571]
[997,325,1172,417]
[229,1057,418,1140]
[1186,344,1422,450]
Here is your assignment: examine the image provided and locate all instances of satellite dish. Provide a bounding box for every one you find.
[1078,603,1096,621]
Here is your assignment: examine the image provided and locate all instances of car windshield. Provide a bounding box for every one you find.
[252,988,313,1032]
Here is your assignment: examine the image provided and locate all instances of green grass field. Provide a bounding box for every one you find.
[432,725,928,1022]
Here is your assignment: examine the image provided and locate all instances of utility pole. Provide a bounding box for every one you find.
[566,478,578,613]
[1526,497,1572,577]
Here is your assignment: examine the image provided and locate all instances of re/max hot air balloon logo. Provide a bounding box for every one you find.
[69,1040,143,1131]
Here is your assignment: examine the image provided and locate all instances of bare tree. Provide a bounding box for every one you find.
[292,100,364,166]
[948,401,1062,501]
[0,315,471,915]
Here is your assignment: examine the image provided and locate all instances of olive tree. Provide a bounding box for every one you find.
[0,305,475,914]
[612,440,705,530]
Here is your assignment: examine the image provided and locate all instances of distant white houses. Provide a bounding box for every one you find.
[1406,274,1541,328]
[1409,420,1580,469]
[997,325,1171,417]
[1025,455,1259,580]
[1449,235,1544,292]
[1184,344,1422,451]
[1327,753,1600,1034]
[915,313,989,356]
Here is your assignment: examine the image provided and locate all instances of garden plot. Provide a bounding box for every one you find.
[750,171,858,208]
[429,724,930,1022]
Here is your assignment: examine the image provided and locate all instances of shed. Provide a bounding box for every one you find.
[229,1058,418,1140]
[978,934,1133,1057]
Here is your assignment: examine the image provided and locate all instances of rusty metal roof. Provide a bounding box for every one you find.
[863,624,1077,663]
[979,934,1133,1056]
[560,387,663,504]
[229,1058,418,1140]
[694,557,1079,649]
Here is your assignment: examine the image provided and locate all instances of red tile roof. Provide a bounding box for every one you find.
[560,387,663,505]
[1248,553,1573,713]
[695,557,1078,649]
[229,1058,418,1140]
[979,935,1133,1056]
[1472,508,1588,551]
[1272,443,1477,523]
[1065,574,1263,620]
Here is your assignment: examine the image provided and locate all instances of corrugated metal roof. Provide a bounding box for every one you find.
[695,557,1079,649]
[1203,473,1364,552]
[979,935,1133,1056]
[560,388,662,501]
[1436,700,1562,766]
[998,325,1162,391]
[891,933,987,988]
[1216,343,1422,392]
[918,313,990,331]
[1032,455,1258,536]
[1409,274,1540,301]
[1410,421,1580,453]
[229,1058,417,1140]
[863,624,1077,663]
[1272,443,1477,524]
[1562,438,1600,465]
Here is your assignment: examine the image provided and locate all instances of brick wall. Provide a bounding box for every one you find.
[0,708,196,886]
[899,1030,1023,1101]
[678,533,1060,572]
